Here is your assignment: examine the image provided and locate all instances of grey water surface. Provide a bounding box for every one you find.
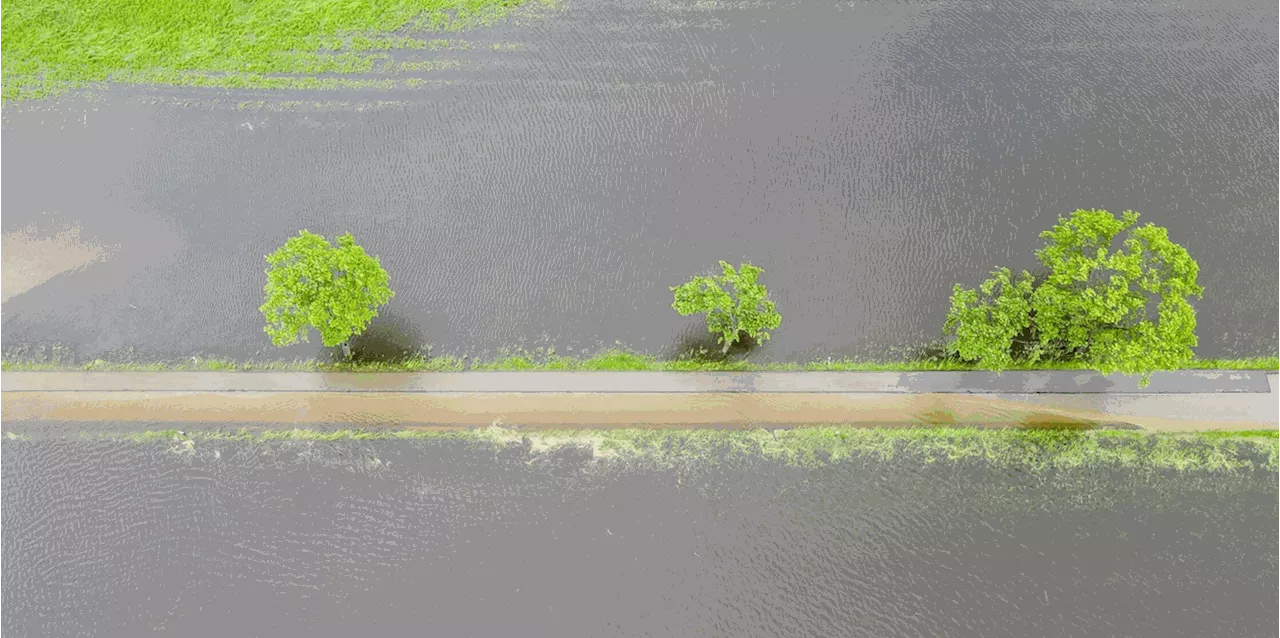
[2,0,1276,362]
[2,434,1277,637]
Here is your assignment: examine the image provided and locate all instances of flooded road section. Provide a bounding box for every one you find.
[3,432,1276,636]
[2,0,1276,362]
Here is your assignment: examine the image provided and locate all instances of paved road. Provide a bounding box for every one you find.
[3,371,1275,429]
[2,369,1275,393]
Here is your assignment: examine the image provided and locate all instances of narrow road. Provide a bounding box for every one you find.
[3,371,1275,430]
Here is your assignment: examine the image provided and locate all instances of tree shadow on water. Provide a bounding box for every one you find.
[909,342,950,364]
[332,312,427,364]
[664,323,759,364]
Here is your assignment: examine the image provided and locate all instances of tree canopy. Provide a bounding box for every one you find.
[260,230,394,349]
[672,261,782,353]
[944,209,1202,385]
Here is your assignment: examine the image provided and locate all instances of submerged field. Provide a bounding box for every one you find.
[2,1,1276,633]
[3,0,1275,369]
[0,0,546,101]
[4,424,1277,636]
[11,426,1277,473]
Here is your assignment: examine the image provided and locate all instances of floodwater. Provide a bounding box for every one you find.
[2,0,1277,363]
[2,432,1276,636]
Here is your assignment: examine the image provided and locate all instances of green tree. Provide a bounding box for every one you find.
[671,261,782,354]
[942,267,1036,373]
[260,230,394,358]
[944,209,1203,385]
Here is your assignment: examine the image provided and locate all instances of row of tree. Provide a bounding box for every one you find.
[260,209,1202,383]
[257,231,784,357]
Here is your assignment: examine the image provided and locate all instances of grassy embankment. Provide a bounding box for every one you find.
[9,427,1275,472]
[1,348,1275,373]
[1,0,545,103]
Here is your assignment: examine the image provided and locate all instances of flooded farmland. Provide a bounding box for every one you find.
[1,0,1276,363]
[2,430,1276,636]
[4,0,1277,633]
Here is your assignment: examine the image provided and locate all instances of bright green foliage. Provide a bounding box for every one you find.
[671,261,783,353]
[945,209,1203,385]
[1,0,535,102]
[943,267,1035,372]
[260,231,394,349]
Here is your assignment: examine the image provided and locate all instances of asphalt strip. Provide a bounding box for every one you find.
[2,371,1276,432]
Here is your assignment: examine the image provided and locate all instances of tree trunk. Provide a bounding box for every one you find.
[341,341,352,360]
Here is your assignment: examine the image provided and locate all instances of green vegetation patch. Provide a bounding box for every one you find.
[671,261,783,354]
[260,230,395,356]
[384,59,463,72]
[56,427,1280,473]
[2,0,537,102]
[113,71,400,92]
[945,209,1205,386]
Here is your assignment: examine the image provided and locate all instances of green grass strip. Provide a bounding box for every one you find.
[1,349,1275,373]
[1,0,535,102]
[112,70,400,92]
[26,427,1277,472]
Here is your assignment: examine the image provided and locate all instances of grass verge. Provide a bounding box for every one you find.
[1,349,1275,373]
[12,427,1276,472]
[2,0,543,103]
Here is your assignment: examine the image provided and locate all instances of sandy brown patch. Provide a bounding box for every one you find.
[1,224,114,302]
[2,391,1273,431]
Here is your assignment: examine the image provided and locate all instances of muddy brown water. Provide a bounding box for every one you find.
[1,0,1276,363]
[2,431,1276,637]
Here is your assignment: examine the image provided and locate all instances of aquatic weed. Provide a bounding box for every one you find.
[65,427,1280,473]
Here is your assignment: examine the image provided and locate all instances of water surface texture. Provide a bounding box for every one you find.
[2,435,1276,636]
[2,0,1276,361]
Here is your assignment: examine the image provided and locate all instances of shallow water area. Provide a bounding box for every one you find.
[2,425,1276,636]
